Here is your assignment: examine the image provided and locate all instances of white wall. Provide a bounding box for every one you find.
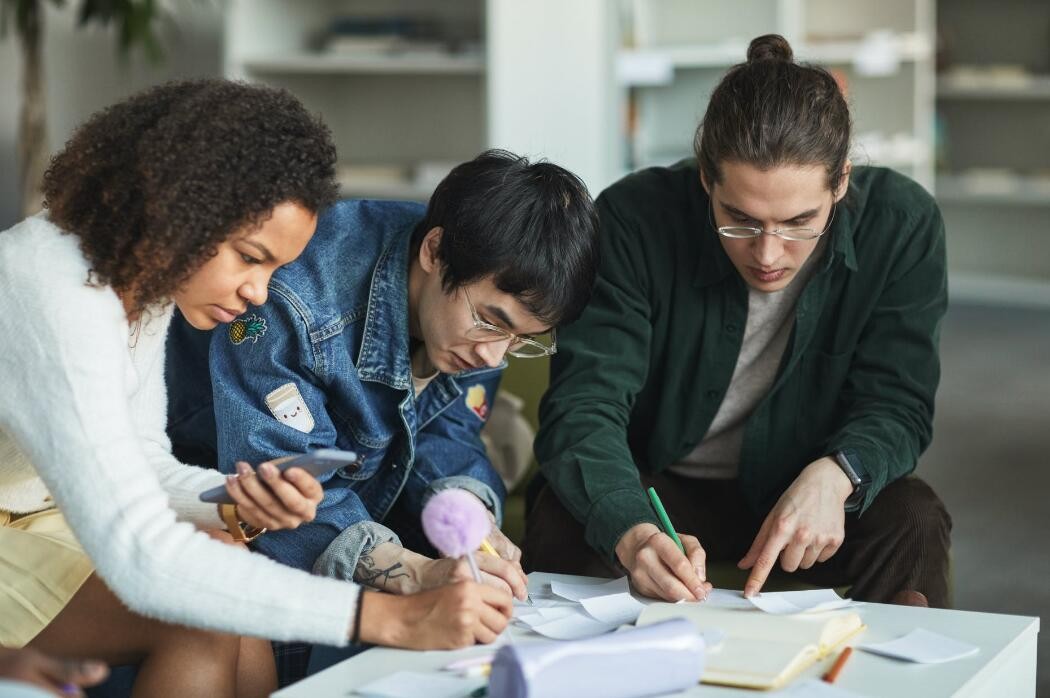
[0,1,224,228]
[486,0,621,196]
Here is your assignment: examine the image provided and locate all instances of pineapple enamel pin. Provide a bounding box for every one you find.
[229,314,267,345]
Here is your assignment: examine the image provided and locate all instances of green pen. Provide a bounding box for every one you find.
[647,486,685,553]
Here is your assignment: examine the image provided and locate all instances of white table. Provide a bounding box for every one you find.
[275,573,1040,697]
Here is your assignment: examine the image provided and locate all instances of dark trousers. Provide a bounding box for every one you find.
[523,473,953,608]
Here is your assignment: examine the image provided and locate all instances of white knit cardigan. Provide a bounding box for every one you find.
[0,215,358,645]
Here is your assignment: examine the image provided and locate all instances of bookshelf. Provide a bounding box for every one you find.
[938,75,1050,101]
[935,0,1050,307]
[240,53,484,76]
[225,0,617,202]
[616,0,936,190]
[224,0,1045,307]
[225,0,487,201]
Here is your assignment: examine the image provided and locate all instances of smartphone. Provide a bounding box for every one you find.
[198,449,359,504]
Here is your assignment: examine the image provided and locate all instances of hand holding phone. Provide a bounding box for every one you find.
[199,449,359,504]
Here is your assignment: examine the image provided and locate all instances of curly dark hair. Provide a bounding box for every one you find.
[42,79,339,313]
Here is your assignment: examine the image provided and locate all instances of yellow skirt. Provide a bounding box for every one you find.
[0,507,94,647]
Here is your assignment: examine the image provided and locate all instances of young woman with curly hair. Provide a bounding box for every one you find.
[0,79,511,698]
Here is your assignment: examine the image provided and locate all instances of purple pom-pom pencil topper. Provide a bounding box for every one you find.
[422,489,491,582]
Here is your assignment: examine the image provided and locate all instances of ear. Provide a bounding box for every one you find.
[418,226,443,274]
[833,160,852,203]
[700,170,712,196]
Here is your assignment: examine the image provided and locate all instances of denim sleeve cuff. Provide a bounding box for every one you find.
[585,488,661,563]
[312,521,402,582]
[425,476,503,527]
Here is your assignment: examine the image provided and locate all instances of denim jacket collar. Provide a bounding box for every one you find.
[356,228,413,391]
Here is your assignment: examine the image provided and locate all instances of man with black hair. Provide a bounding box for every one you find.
[165,150,599,602]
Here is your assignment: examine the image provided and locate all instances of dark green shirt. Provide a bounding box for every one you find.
[535,161,947,562]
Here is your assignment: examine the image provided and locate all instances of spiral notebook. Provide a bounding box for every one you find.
[637,601,865,690]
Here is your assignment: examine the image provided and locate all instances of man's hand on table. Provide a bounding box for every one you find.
[738,456,853,598]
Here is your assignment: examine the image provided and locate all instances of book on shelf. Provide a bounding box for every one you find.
[325,37,450,56]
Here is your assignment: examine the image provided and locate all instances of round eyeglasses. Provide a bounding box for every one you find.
[714,201,836,242]
[463,289,556,359]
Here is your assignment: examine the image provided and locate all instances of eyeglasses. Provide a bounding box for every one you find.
[714,201,836,242]
[463,289,557,358]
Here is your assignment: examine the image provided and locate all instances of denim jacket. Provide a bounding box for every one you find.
[166,200,506,574]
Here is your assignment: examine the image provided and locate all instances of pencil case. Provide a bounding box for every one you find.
[487,618,704,698]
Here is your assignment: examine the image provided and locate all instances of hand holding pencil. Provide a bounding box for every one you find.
[420,489,528,600]
[613,487,713,602]
[476,509,524,564]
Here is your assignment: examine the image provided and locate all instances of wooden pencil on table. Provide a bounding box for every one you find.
[823,646,853,683]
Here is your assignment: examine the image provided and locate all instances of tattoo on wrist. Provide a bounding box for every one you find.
[356,553,410,590]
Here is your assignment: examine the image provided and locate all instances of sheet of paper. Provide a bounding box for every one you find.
[772,678,866,697]
[524,580,556,601]
[549,576,630,602]
[518,580,579,609]
[527,611,621,640]
[705,588,752,609]
[580,592,646,625]
[675,588,754,609]
[749,589,856,614]
[523,597,569,609]
[354,670,484,698]
[515,606,580,628]
[523,580,579,607]
[859,628,979,664]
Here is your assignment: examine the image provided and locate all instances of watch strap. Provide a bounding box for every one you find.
[218,502,266,543]
[832,450,867,512]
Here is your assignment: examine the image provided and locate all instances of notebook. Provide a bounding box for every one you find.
[637,601,865,690]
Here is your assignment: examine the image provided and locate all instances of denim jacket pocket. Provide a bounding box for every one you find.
[334,445,386,481]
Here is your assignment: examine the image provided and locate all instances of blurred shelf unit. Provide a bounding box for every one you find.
[619,32,931,76]
[938,74,1050,101]
[225,0,620,202]
[947,274,1050,310]
[934,0,1050,307]
[616,0,936,189]
[936,174,1050,207]
[225,0,487,202]
[241,52,484,76]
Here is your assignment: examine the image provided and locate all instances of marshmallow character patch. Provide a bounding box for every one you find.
[265,382,315,433]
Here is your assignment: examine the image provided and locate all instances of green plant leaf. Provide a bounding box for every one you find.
[76,0,165,62]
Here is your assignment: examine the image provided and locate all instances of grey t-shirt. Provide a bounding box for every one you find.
[671,240,826,479]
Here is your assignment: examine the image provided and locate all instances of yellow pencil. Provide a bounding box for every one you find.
[479,538,498,556]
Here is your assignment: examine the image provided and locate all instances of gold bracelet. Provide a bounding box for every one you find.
[218,503,266,543]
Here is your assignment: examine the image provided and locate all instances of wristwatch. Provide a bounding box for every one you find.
[832,450,868,513]
[218,503,266,543]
